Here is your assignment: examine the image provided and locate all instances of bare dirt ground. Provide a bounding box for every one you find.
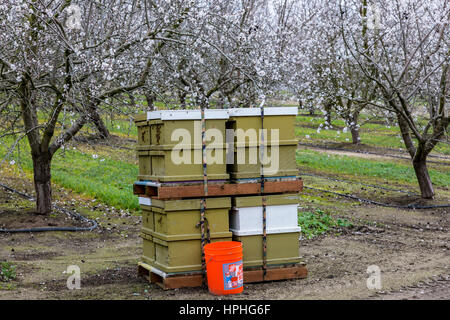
[1,173,449,300]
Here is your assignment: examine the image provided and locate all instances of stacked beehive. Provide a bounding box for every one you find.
[226,108,301,270]
[135,109,232,274]
[134,107,305,288]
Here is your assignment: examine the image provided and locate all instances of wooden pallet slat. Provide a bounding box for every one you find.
[138,262,307,290]
[134,179,303,200]
[243,264,308,283]
[138,263,203,290]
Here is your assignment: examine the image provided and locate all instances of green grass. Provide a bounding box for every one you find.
[50,149,139,210]
[296,125,418,151]
[298,209,352,239]
[0,262,16,282]
[296,149,450,188]
[0,139,139,211]
[297,115,347,128]
[296,114,399,132]
[104,118,138,137]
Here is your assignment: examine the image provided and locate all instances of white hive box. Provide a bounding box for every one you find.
[229,194,300,236]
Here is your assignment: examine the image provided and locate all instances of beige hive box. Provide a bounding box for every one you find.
[227,107,298,180]
[135,109,229,182]
[139,196,232,273]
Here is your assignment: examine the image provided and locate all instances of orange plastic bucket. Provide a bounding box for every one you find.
[204,241,244,295]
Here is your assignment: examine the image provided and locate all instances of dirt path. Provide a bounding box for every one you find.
[1,181,448,300]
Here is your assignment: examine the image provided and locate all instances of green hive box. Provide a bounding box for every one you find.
[232,193,299,207]
[141,233,232,273]
[139,197,233,273]
[227,107,298,180]
[142,208,154,232]
[140,197,232,240]
[135,110,229,182]
[232,232,301,268]
[141,232,155,264]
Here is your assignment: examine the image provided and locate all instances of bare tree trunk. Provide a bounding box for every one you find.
[350,126,360,144]
[396,113,435,199]
[349,113,360,144]
[32,154,52,215]
[216,91,226,109]
[178,91,187,108]
[145,92,156,111]
[198,95,209,110]
[413,159,435,199]
[324,101,332,125]
[227,94,233,107]
[90,108,110,139]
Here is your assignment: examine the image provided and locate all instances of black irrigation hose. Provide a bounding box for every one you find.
[298,142,450,166]
[0,182,98,233]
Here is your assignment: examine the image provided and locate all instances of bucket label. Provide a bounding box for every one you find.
[223,260,243,290]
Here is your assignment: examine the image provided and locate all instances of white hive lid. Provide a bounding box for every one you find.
[147,109,229,120]
[228,107,298,117]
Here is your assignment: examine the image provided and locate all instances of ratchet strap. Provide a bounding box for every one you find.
[200,106,209,284]
[260,105,267,279]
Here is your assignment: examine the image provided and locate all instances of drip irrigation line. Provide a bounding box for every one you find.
[0,182,98,233]
[303,185,450,210]
[298,142,450,165]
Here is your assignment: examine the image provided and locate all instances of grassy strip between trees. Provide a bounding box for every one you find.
[0,140,139,211]
[296,149,450,188]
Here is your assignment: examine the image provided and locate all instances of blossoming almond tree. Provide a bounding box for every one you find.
[339,0,449,198]
[0,0,189,214]
[287,0,379,144]
[155,0,274,109]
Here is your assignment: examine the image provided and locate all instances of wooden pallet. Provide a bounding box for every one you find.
[138,262,307,290]
[134,178,303,200]
[243,263,307,283]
